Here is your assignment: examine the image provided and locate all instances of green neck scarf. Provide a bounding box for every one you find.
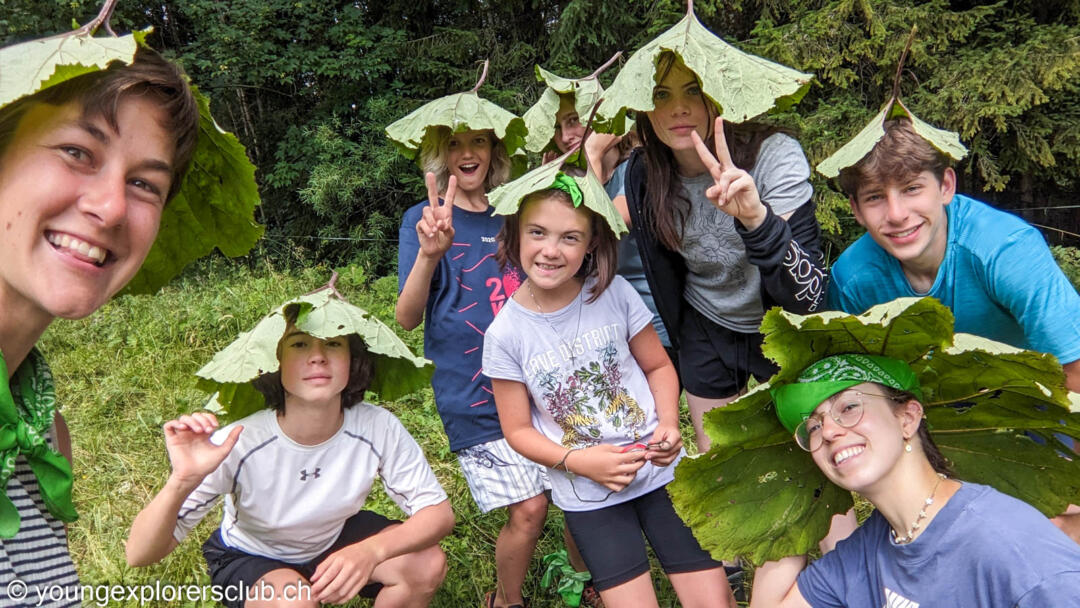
[771,353,922,434]
[0,349,77,537]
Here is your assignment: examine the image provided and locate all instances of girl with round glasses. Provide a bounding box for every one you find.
[752,353,1080,607]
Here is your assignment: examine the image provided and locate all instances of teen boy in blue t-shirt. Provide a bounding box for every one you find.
[827,119,1080,393]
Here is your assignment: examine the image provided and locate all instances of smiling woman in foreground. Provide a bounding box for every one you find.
[751,351,1080,607]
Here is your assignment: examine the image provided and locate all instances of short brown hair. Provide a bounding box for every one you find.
[838,118,950,201]
[419,126,511,194]
[495,188,619,304]
[251,306,376,414]
[0,46,198,202]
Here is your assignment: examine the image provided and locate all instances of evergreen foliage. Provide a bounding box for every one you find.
[5,0,1076,269]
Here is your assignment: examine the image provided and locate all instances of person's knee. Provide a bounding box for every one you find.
[507,494,548,534]
[398,545,448,594]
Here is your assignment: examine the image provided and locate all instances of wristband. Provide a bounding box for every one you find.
[555,448,579,478]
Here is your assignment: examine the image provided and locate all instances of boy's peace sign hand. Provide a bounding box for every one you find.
[162,412,242,490]
[416,172,457,259]
[692,116,769,231]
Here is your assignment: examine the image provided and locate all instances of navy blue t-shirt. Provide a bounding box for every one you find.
[797,482,1080,607]
[398,200,523,451]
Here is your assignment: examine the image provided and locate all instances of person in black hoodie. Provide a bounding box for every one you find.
[618,53,828,452]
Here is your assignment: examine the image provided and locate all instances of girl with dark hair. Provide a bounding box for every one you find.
[622,51,828,453]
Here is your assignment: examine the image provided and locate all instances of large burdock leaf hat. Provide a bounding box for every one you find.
[488,145,627,239]
[816,28,967,178]
[595,1,811,134]
[385,60,527,163]
[522,54,622,154]
[668,297,1080,566]
[196,275,433,421]
[0,25,263,295]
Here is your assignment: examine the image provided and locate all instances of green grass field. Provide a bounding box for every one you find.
[41,260,707,607]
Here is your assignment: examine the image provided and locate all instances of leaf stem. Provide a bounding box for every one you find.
[890,25,918,102]
[470,60,490,93]
[587,51,623,80]
[304,271,347,301]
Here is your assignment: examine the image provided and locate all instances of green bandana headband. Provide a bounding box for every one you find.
[771,354,922,433]
[0,350,77,537]
[551,172,584,208]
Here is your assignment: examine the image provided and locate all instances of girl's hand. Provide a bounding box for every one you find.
[692,116,768,230]
[568,444,647,492]
[162,413,242,489]
[310,541,380,604]
[416,172,457,259]
[645,425,683,467]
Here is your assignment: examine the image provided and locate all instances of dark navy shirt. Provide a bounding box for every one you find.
[398,200,523,451]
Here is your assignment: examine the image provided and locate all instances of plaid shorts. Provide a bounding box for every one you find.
[456,438,549,512]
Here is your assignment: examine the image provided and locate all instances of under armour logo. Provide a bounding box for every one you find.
[299,468,321,481]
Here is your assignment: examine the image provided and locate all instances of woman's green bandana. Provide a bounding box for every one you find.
[0,350,77,537]
[771,354,922,434]
[551,172,583,208]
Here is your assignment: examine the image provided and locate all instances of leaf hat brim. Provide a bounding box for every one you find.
[385,91,528,161]
[195,288,433,421]
[522,66,605,154]
[595,10,811,133]
[668,297,1080,565]
[0,30,263,295]
[487,148,628,238]
[816,97,968,178]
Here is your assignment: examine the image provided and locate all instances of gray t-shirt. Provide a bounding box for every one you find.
[678,133,812,332]
[483,276,680,511]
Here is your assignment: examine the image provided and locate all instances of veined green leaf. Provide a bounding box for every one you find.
[522,66,605,154]
[196,287,433,420]
[671,297,1080,565]
[0,30,146,108]
[816,97,968,178]
[595,9,811,132]
[488,149,627,238]
[123,85,263,294]
[1,30,262,295]
[385,91,527,161]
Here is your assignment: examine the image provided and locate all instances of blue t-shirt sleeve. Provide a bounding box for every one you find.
[796,516,879,607]
[1016,572,1080,607]
[397,202,441,294]
[982,227,1080,364]
[605,161,628,199]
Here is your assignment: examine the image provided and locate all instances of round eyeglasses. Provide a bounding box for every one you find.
[793,390,890,452]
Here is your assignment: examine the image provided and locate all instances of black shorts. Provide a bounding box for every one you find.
[202,511,396,608]
[678,306,776,398]
[563,486,722,591]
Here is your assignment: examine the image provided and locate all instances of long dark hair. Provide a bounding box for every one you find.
[638,51,782,251]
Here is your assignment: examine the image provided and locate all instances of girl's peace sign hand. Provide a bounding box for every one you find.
[416,172,457,259]
[692,116,769,231]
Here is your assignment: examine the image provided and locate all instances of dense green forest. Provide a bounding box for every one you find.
[4,0,1079,276]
